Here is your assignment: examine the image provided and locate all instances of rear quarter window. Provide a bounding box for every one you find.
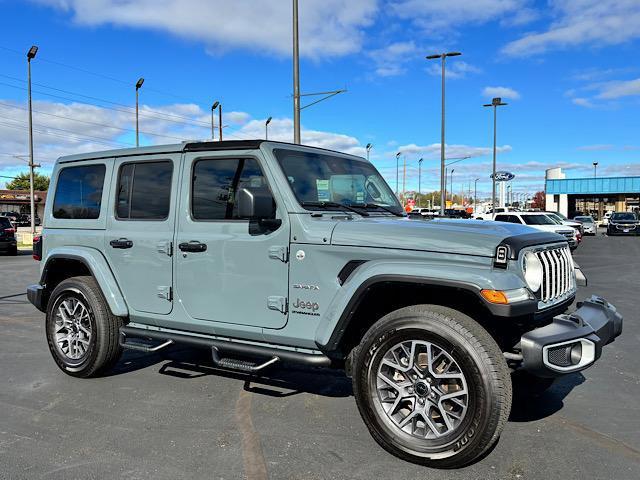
[53,164,106,219]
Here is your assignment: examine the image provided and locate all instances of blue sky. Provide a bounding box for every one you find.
[0,0,639,197]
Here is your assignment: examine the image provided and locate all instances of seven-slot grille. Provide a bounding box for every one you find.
[535,246,575,304]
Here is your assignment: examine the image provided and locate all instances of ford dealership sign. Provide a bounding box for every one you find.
[491,171,515,182]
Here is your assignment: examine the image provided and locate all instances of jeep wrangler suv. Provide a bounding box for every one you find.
[28,140,622,468]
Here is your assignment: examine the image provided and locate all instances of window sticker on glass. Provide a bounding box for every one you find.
[316,179,330,201]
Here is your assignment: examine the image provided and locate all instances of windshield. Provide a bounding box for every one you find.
[273,148,403,214]
[545,213,564,224]
[522,214,557,225]
[611,213,637,221]
[575,216,593,223]
[554,212,568,220]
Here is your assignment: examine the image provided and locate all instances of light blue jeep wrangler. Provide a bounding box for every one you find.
[28,140,622,467]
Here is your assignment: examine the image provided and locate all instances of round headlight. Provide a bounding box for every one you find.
[522,252,543,292]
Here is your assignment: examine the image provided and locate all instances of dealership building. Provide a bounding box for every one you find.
[545,168,640,220]
[0,189,47,219]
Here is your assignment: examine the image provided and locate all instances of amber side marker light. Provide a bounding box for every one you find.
[481,289,509,304]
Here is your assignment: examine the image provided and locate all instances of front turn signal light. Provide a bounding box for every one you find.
[481,289,509,304]
[481,288,532,304]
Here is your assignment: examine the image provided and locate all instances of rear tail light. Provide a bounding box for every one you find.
[33,234,42,261]
[4,227,15,234]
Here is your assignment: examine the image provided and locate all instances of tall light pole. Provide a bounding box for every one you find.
[395,152,401,196]
[211,101,219,140]
[450,168,455,205]
[418,158,423,206]
[135,77,144,147]
[292,0,301,144]
[265,116,272,140]
[27,45,38,236]
[483,97,507,216]
[426,51,462,216]
[593,161,598,178]
[474,178,480,213]
[443,155,471,205]
[366,143,372,162]
[217,103,223,141]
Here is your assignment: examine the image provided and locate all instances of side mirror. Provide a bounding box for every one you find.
[237,187,275,219]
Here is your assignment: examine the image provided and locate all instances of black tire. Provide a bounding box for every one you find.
[45,276,123,378]
[511,370,555,397]
[9,246,18,256]
[352,304,512,468]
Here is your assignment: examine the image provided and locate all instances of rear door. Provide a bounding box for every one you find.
[104,154,179,315]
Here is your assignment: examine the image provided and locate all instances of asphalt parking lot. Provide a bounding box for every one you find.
[1,236,639,480]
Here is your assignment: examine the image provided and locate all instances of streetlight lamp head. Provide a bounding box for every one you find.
[593,161,598,166]
[396,152,401,158]
[212,101,220,110]
[445,52,462,57]
[492,97,502,106]
[27,45,38,60]
[135,77,144,89]
[425,54,442,59]
[266,116,272,125]
[366,143,372,150]
[419,157,423,164]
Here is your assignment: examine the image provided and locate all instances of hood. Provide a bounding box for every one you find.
[330,217,557,257]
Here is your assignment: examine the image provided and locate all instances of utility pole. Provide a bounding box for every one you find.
[27,45,38,236]
[366,143,372,162]
[218,103,223,141]
[292,0,301,144]
[402,156,406,205]
[483,97,507,217]
[135,77,144,147]
[426,51,462,216]
[474,178,479,214]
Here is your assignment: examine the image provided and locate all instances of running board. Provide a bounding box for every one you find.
[119,332,174,353]
[119,325,332,368]
[211,347,279,373]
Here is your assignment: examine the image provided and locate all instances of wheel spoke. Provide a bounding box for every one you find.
[53,295,92,362]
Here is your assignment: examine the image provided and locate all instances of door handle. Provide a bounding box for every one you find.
[178,241,207,253]
[110,238,133,249]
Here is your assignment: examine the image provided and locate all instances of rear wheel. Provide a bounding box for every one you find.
[352,305,511,468]
[46,276,123,378]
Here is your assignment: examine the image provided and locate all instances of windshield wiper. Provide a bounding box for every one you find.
[301,201,369,217]
[352,203,405,217]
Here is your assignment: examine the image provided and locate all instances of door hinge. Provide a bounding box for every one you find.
[268,245,289,263]
[157,286,172,301]
[157,241,173,257]
[267,296,288,315]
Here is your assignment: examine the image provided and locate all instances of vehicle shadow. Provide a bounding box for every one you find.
[509,373,586,422]
[109,345,353,398]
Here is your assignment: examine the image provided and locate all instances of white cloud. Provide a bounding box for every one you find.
[596,78,640,99]
[390,0,535,32]
[482,86,520,100]
[425,61,481,79]
[32,0,378,59]
[577,144,614,151]
[502,0,640,56]
[571,97,594,108]
[396,143,512,159]
[367,41,420,77]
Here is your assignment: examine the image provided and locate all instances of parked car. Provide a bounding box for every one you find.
[493,211,579,250]
[475,206,520,220]
[606,212,639,236]
[543,211,584,235]
[0,216,18,255]
[573,215,597,235]
[409,207,432,217]
[27,140,622,468]
[0,211,20,226]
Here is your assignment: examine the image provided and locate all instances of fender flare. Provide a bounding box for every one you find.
[40,246,128,317]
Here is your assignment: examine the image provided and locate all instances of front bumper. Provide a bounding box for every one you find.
[519,295,623,377]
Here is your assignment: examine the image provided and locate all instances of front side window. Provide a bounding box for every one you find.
[522,214,556,225]
[53,164,106,219]
[116,161,173,220]
[273,148,403,215]
[192,158,274,220]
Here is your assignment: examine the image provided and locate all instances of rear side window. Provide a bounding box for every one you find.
[191,158,273,220]
[1,217,11,228]
[116,161,173,220]
[53,164,106,219]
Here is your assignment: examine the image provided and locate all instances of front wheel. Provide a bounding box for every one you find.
[352,305,512,468]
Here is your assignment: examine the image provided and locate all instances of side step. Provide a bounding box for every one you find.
[118,325,332,370]
[211,347,279,373]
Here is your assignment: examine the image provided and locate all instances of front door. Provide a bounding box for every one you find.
[175,151,290,329]
[104,154,178,315]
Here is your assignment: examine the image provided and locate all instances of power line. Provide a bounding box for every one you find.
[0,119,130,148]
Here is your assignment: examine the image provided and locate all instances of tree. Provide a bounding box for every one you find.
[531,191,546,210]
[6,172,50,191]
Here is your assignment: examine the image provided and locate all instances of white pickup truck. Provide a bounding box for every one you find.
[475,207,520,220]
